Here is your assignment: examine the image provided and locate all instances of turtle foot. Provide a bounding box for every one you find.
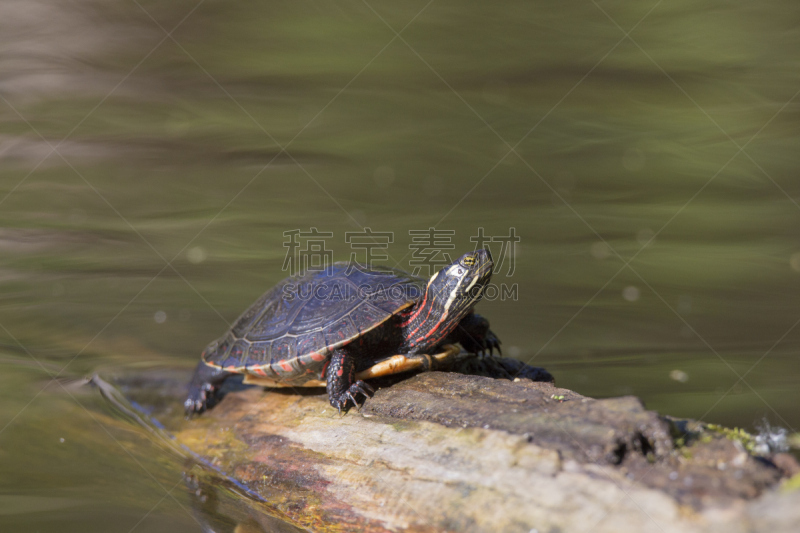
[184,383,220,417]
[185,362,231,418]
[330,380,375,414]
[482,330,502,357]
[462,329,502,357]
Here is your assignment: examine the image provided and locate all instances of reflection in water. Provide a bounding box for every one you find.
[1,0,800,530]
[185,470,308,533]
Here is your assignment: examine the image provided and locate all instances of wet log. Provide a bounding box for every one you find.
[95,355,800,533]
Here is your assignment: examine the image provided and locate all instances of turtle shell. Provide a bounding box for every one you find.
[202,263,425,384]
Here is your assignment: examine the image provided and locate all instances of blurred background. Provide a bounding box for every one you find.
[1,0,799,530]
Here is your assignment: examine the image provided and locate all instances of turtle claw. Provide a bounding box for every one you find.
[184,383,218,418]
[184,398,201,417]
[355,381,375,396]
[330,380,375,413]
[464,330,502,358]
[485,330,502,357]
[353,382,375,411]
[346,391,359,411]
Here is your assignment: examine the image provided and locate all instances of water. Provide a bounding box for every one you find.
[1,0,799,530]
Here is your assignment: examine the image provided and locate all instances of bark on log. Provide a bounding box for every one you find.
[94,355,800,533]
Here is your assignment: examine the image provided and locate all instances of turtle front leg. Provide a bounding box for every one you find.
[326,348,374,414]
[449,313,502,356]
[185,362,232,416]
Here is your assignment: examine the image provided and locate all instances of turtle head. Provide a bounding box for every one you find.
[426,249,493,316]
[403,249,493,351]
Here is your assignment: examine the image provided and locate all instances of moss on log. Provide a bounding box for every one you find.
[95,355,800,533]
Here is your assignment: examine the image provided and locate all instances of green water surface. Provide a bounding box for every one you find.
[1,0,799,530]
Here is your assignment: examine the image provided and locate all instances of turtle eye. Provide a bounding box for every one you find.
[446,264,466,277]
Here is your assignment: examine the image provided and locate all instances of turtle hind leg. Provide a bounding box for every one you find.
[185,362,232,417]
[326,348,374,414]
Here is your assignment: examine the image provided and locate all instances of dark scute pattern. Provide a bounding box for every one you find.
[219,340,249,369]
[241,264,419,341]
[324,316,359,349]
[288,278,356,335]
[226,262,426,375]
[366,288,417,314]
[231,272,311,337]
[270,337,296,370]
[344,266,413,290]
[205,333,234,364]
[247,289,306,341]
[201,339,219,362]
[296,331,327,358]
[247,342,271,364]
[349,303,392,334]
[231,290,273,338]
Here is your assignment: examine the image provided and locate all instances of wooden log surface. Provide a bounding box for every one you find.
[93,354,800,533]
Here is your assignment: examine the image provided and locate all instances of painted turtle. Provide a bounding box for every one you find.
[185,248,501,414]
